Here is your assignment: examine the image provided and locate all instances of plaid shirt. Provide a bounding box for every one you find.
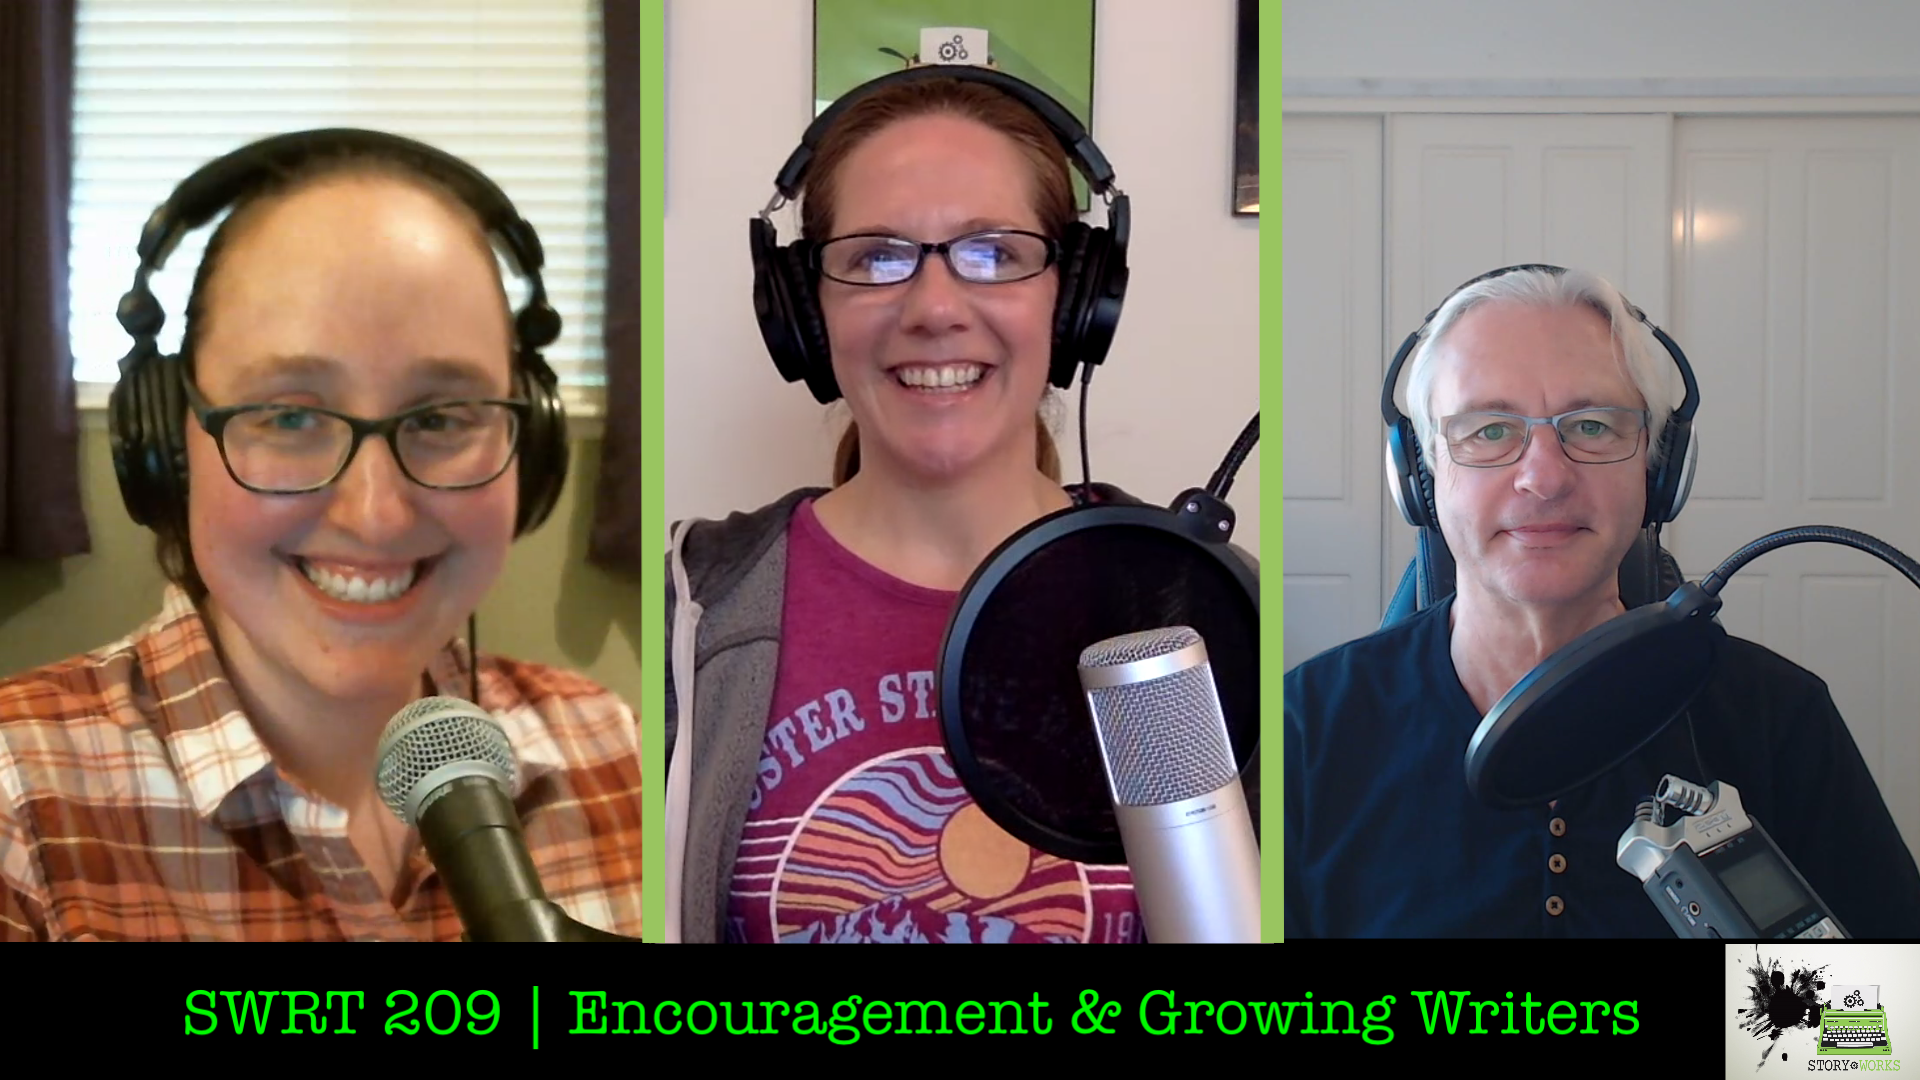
[0,587,643,941]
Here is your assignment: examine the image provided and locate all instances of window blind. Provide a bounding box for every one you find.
[68,0,606,415]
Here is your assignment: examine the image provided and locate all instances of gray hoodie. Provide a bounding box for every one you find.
[664,484,1259,943]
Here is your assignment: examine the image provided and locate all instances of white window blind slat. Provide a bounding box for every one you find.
[69,0,608,405]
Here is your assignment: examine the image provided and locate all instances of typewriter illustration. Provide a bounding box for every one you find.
[1818,1010,1891,1056]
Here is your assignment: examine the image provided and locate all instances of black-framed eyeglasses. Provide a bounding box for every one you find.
[180,370,530,495]
[1440,406,1650,468]
[815,229,1059,286]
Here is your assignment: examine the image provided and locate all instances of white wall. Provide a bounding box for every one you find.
[663,0,1260,549]
[1283,0,1920,92]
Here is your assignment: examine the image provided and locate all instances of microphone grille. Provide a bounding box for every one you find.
[1078,624,1202,668]
[1079,628,1236,806]
[375,696,516,825]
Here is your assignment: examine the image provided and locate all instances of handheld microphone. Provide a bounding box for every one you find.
[1615,773,1846,940]
[374,697,633,942]
[1078,626,1261,943]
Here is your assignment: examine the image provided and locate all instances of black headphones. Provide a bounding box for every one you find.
[107,128,570,539]
[1381,264,1701,532]
[749,64,1131,405]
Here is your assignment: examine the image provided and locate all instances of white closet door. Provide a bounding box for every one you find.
[1281,115,1385,671]
[1667,116,1920,853]
[1383,114,1674,590]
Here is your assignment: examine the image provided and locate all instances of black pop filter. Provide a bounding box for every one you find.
[937,496,1260,865]
[1463,584,1724,809]
[1463,525,1920,810]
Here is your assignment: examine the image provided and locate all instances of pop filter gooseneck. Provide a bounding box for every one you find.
[1464,526,1920,809]
[1698,526,1920,595]
[1207,414,1259,501]
[937,414,1261,864]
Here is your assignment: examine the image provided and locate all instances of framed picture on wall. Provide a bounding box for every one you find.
[813,0,1097,211]
[1234,0,1257,215]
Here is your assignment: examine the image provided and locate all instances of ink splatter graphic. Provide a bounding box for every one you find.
[1737,945,1828,1070]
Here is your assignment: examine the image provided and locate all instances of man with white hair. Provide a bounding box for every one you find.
[1284,265,1920,938]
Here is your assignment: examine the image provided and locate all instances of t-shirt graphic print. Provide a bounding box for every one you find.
[724,500,1141,944]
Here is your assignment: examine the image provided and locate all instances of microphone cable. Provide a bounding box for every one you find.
[468,613,480,704]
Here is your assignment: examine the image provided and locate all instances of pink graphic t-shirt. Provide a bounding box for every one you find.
[724,499,1142,943]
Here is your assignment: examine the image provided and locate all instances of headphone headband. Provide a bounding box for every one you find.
[773,65,1119,203]
[136,129,548,285]
[1380,263,1700,429]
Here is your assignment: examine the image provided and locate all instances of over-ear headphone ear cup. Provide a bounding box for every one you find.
[109,284,174,529]
[1644,416,1696,526]
[511,359,569,536]
[1080,234,1126,374]
[750,217,807,387]
[749,219,839,404]
[107,355,153,528]
[135,354,189,535]
[1667,424,1698,521]
[1050,222,1097,388]
[1416,446,1439,532]
[1385,418,1436,530]
[162,358,190,524]
[1050,220,1129,390]
[778,240,837,404]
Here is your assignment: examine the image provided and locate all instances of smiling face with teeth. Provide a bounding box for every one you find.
[179,167,520,722]
[814,113,1061,483]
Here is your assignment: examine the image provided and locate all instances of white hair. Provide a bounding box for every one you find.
[1402,268,1679,468]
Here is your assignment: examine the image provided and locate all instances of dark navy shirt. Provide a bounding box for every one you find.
[1284,596,1920,939]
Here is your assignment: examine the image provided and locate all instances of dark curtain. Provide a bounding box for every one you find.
[0,1,90,560]
[587,0,643,572]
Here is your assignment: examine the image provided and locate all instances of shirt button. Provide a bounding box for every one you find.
[1549,853,1567,874]
[1546,896,1565,916]
[1549,817,1567,837]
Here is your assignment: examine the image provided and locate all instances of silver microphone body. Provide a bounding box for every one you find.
[1079,627,1261,943]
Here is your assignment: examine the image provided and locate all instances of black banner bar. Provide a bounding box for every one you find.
[9,939,1742,1063]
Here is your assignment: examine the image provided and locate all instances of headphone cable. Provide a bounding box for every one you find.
[1077,361,1095,501]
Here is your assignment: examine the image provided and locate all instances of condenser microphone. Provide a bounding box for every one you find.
[375,697,631,943]
[1078,627,1261,943]
[937,412,1260,867]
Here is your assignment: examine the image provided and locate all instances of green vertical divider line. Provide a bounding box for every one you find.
[641,0,667,947]
[534,985,541,1049]
[1261,0,1282,943]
